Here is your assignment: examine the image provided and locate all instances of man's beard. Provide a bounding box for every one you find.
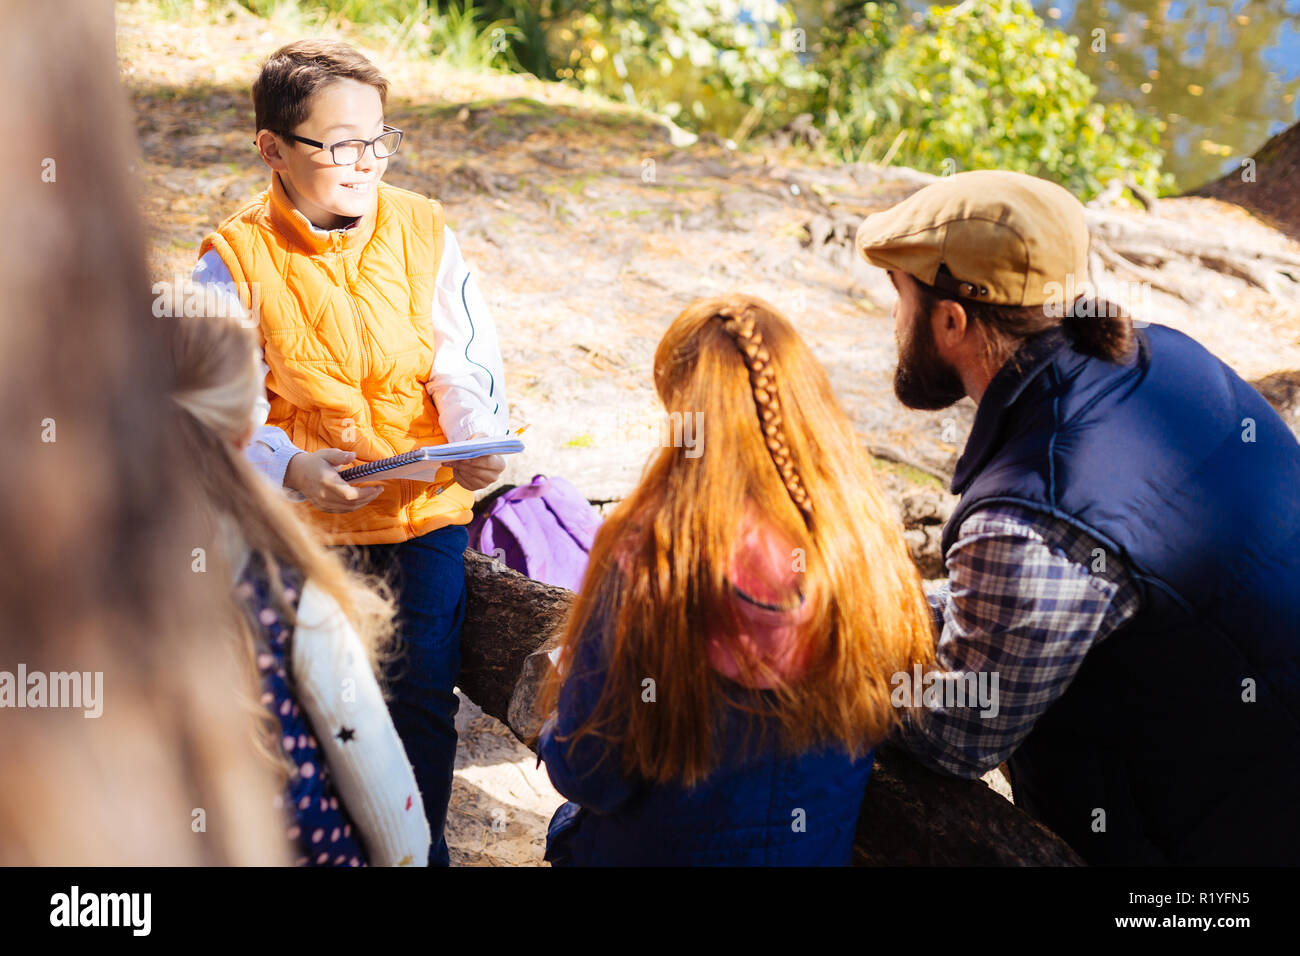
[893,305,969,410]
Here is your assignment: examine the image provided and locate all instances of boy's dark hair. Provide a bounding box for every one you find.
[252,39,388,137]
[913,265,1137,372]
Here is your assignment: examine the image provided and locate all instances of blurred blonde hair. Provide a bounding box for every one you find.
[159,303,400,777]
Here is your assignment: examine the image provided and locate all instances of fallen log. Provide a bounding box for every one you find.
[457,549,1083,866]
[457,548,572,724]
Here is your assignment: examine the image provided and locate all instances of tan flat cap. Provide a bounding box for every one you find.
[854,169,1090,307]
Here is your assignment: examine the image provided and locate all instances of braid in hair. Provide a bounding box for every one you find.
[715,303,813,522]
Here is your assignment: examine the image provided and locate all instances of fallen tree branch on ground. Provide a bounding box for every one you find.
[1083,207,1300,300]
[801,167,1300,308]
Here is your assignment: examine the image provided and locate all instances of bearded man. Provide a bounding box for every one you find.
[856,169,1300,865]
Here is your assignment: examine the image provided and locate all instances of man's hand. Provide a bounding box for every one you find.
[450,431,506,492]
[284,448,384,513]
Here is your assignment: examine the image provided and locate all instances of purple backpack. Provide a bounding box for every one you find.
[468,475,602,592]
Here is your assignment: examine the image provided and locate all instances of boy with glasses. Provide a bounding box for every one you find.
[193,39,511,866]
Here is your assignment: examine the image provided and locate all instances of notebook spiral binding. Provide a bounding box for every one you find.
[338,448,429,482]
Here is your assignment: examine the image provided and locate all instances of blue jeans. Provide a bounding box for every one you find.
[340,524,467,867]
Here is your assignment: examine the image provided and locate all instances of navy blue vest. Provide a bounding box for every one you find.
[941,323,1300,864]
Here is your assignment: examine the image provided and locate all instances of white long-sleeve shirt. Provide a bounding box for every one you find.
[193,222,510,495]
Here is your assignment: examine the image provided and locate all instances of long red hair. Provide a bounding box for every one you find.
[539,294,935,787]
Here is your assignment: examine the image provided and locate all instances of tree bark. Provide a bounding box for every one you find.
[456,549,1084,866]
[1192,119,1300,243]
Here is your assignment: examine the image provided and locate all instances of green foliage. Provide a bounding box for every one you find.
[211,0,1172,199]
[424,0,522,71]
[470,0,558,77]
[554,0,819,137]
[234,0,520,70]
[524,0,1169,196]
[818,0,1172,198]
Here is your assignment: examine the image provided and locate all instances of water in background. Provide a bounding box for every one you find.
[899,0,1300,191]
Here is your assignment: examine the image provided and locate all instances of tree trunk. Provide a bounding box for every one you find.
[456,549,1084,866]
[1193,119,1300,243]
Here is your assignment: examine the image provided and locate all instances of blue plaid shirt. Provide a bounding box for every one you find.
[895,503,1142,778]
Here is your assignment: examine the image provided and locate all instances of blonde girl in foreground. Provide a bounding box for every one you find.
[163,307,430,866]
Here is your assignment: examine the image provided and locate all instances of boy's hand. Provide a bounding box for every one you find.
[449,431,506,492]
[285,449,384,513]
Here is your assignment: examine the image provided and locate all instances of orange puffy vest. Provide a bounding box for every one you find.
[200,173,475,545]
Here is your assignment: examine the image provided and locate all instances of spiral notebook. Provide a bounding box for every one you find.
[339,435,524,484]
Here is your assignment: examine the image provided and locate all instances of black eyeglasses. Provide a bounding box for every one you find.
[274,125,403,165]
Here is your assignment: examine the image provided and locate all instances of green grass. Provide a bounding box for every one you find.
[869,456,947,491]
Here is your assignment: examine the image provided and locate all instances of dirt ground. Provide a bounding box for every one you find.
[446,690,561,866]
